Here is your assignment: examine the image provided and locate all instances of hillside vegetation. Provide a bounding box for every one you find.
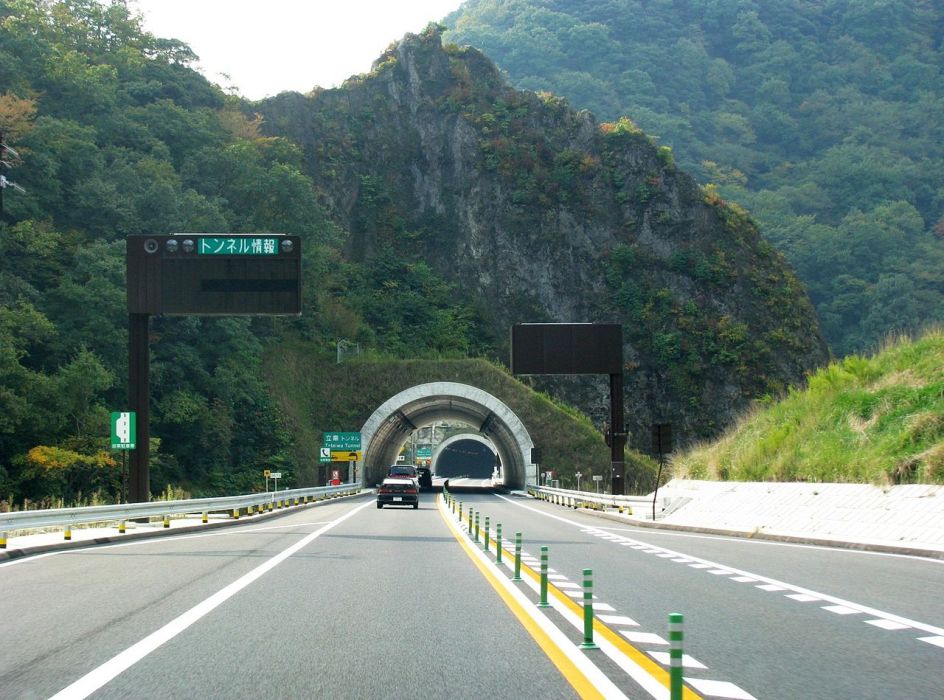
[262,345,657,492]
[671,329,944,485]
[445,0,944,357]
[0,1,830,505]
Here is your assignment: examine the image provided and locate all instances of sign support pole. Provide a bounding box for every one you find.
[128,312,150,502]
[609,372,626,496]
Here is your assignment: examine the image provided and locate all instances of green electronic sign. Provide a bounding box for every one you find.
[127,234,301,316]
[198,237,279,255]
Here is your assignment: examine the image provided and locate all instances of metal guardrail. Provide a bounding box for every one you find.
[0,483,361,535]
[527,484,662,516]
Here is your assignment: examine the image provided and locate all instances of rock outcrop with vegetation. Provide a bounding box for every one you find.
[257,26,828,442]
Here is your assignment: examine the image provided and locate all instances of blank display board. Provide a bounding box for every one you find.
[511,323,622,375]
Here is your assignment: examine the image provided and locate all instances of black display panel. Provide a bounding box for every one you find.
[511,323,622,375]
[127,234,301,316]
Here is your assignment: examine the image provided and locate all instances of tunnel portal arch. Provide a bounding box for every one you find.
[359,382,535,489]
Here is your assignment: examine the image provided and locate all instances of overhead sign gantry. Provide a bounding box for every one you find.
[126,234,302,502]
[511,323,627,494]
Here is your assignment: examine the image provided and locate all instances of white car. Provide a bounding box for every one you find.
[376,477,419,509]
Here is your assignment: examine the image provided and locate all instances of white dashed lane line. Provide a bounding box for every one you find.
[575,521,944,647]
[500,496,944,655]
[485,499,757,698]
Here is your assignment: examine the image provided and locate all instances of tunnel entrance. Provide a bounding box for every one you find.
[432,434,499,480]
[359,382,535,489]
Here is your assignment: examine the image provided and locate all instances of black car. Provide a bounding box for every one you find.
[377,477,419,509]
[416,467,433,491]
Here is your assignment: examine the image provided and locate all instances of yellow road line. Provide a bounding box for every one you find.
[438,495,612,699]
[485,513,703,699]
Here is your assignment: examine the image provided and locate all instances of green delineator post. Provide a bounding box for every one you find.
[538,545,550,608]
[496,523,502,563]
[669,613,684,699]
[484,516,490,552]
[474,512,480,542]
[468,506,473,533]
[581,568,598,649]
[514,532,522,581]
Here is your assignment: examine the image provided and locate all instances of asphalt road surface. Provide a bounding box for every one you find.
[2,491,942,699]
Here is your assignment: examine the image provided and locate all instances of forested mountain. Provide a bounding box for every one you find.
[444,0,944,356]
[0,1,825,505]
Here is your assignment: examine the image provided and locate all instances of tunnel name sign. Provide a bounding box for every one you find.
[323,432,361,450]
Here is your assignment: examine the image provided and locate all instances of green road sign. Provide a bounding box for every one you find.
[416,446,432,459]
[198,237,279,255]
[323,432,361,450]
[110,411,136,450]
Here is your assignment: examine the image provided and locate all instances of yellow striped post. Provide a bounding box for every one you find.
[118,520,126,534]
[202,511,208,524]
[0,531,6,549]
[64,524,72,541]
[163,514,170,528]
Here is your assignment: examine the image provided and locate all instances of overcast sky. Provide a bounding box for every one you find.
[130,0,465,100]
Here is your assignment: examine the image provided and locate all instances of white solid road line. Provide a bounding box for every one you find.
[0,519,343,569]
[595,524,944,566]
[47,500,374,700]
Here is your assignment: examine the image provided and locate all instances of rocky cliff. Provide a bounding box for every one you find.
[256,25,829,447]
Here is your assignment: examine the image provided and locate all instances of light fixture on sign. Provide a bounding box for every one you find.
[181,239,195,253]
[165,239,179,253]
[280,239,294,254]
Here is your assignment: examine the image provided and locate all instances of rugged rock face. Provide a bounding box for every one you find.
[257,26,829,448]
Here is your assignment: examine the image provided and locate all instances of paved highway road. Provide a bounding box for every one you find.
[2,491,943,699]
[456,492,944,699]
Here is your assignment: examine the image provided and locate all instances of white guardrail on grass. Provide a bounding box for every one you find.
[0,483,361,537]
[527,484,664,517]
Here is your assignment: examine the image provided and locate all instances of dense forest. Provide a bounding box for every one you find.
[445,0,944,356]
[0,0,491,504]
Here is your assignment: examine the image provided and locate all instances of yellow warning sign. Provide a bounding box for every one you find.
[331,450,362,462]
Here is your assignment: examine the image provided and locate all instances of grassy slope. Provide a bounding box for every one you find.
[672,330,944,485]
[262,342,656,491]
